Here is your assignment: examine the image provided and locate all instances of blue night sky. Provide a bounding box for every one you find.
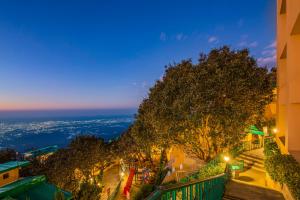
[0,0,276,110]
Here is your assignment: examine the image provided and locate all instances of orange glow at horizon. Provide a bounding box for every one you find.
[0,101,135,111]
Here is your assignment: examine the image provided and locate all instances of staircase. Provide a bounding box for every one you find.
[222,149,285,200]
[236,151,265,173]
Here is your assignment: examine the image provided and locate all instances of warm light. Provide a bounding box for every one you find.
[273,128,278,133]
[224,156,230,162]
[120,172,125,177]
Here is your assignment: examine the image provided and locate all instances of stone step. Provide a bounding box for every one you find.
[236,156,264,165]
[238,158,264,169]
[238,154,264,163]
[236,153,266,172]
[235,160,265,172]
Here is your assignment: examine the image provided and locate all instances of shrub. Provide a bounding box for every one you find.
[264,141,280,157]
[132,184,155,200]
[160,180,177,186]
[264,145,300,200]
[198,156,225,179]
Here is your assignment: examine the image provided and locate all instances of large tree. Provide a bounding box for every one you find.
[132,46,275,161]
[33,135,112,194]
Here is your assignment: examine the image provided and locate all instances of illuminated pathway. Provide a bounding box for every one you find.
[223,149,284,200]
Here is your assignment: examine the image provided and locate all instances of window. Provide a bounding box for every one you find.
[3,173,9,179]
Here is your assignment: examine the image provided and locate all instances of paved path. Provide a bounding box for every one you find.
[224,148,285,200]
[224,181,285,200]
[101,164,122,200]
[233,148,276,189]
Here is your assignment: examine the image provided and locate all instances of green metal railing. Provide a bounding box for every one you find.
[145,173,228,200]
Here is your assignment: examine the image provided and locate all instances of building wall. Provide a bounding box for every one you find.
[0,168,20,187]
[277,0,300,153]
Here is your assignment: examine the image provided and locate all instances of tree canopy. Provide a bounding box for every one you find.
[32,135,112,194]
[130,46,275,161]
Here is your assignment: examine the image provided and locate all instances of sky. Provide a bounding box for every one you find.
[0,0,276,111]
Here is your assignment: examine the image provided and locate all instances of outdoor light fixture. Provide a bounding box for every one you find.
[120,172,125,177]
[273,128,278,133]
[224,156,230,162]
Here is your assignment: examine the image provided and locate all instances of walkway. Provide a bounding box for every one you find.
[233,148,267,188]
[223,148,285,200]
[101,164,122,200]
[224,181,285,200]
[102,165,141,200]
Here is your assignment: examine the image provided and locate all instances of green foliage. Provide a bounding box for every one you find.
[130,46,275,161]
[198,156,225,179]
[264,141,280,157]
[265,154,300,200]
[132,184,155,200]
[0,148,16,164]
[264,142,300,200]
[160,180,177,186]
[31,135,112,194]
[75,182,102,200]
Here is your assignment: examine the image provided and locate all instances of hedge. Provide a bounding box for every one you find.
[198,155,226,180]
[264,142,300,200]
[264,141,280,158]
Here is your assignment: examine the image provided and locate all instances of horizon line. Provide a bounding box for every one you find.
[0,107,138,112]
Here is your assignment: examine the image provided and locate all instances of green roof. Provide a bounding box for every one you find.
[0,176,72,200]
[0,161,30,174]
[246,125,264,136]
[24,145,58,159]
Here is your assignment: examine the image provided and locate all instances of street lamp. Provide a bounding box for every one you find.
[224,155,230,175]
[224,156,230,162]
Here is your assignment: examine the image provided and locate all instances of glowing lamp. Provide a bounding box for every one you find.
[224,156,230,162]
